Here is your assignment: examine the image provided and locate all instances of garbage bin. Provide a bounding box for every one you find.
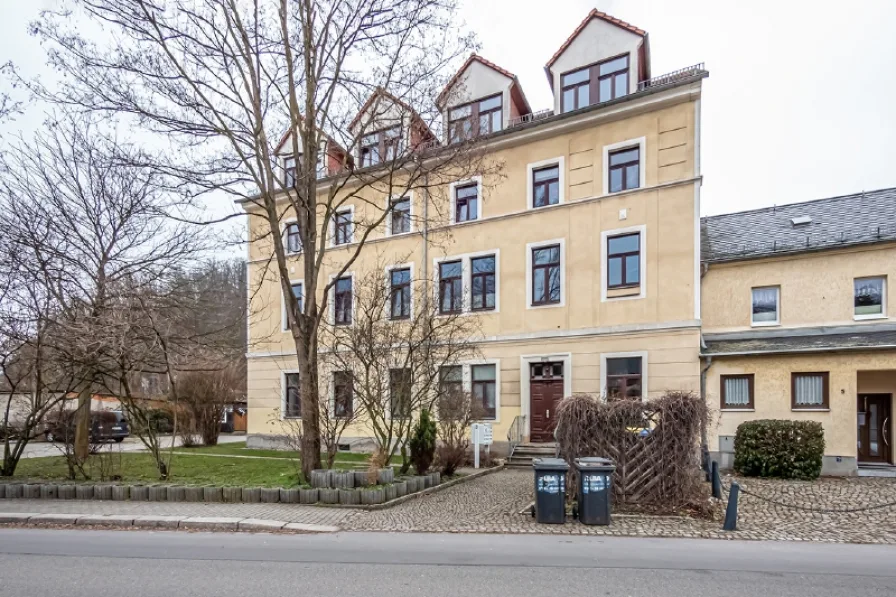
[532,457,569,524]
[574,457,615,525]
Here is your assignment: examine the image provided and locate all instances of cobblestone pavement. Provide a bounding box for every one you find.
[3,470,895,543]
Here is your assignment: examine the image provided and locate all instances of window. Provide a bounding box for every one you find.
[283,155,297,186]
[608,146,640,193]
[470,255,496,311]
[792,372,829,409]
[472,364,497,420]
[607,233,640,289]
[439,260,463,314]
[285,223,301,254]
[855,277,886,318]
[560,54,629,113]
[334,210,352,245]
[334,276,352,325]
[751,287,780,325]
[389,368,412,419]
[284,373,301,417]
[439,366,463,400]
[531,245,561,305]
[334,371,354,419]
[721,374,754,410]
[448,94,502,142]
[605,357,642,399]
[389,268,411,320]
[389,198,411,235]
[454,183,478,223]
[532,166,560,208]
[359,126,401,167]
[283,282,303,330]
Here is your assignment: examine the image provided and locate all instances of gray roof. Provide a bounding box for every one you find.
[701,187,896,263]
[702,324,896,356]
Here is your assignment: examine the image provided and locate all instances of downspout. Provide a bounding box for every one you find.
[699,340,713,470]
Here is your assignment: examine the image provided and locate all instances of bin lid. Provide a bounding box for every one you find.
[574,457,615,469]
[532,457,569,471]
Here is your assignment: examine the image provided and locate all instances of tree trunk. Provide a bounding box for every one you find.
[73,383,92,461]
[297,337,321,479]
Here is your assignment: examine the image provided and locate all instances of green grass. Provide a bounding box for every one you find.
[178,441,370,463]
[10,446,371,488]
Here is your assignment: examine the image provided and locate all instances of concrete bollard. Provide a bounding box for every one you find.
[40,484,59,499]
[0,484,6,499]
[429,472,441,486]
[421,475,433,489]
[23,484,41,499]
[318,488,339,504]
[353,471,370,487]
[183,487,204,502]
[58,485,77,500]
[260,488,280,503]
[338,488,360,505]
[332,472,355,489]
[393,481,407,498]
[384,484,398,502]
[94,485,113,500]
[723,482,740,531]
[280,488,299,504]
[167,486,186,502]
[75,485,94,500]
[130,485,149,501]
[148,486,168,502]
[299,488,319,504]
[5,483,24,499]
[241,487,261,503]
[203,487,223,503]
[112,486,130,501]
[222,487,243,503]
[377,468,394,485]
[711,461,722,499]
[310,470,331,489]
[360,488,384,505]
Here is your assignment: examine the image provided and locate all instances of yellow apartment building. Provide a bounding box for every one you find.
[242,10,708,454]
[702,189,896,476]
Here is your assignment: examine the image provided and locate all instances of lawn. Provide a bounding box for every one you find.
[9,443,373,488]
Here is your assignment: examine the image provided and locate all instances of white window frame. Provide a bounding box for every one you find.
[600,351,648,399]
[526,157,565,210]
[432,249,501,315]
[282,218,302,255]
[602,136,646,196]
[449,176,483,224]
[280,369,301,420]
[329,272,355,326]
[329,205,355,247]
[281,278,304,331]
[519,353,572,438]
[750,286,781,327]
[601,225,647,302]
[854,276,888,321]
[329,370,354,419]
[463,359,502,424]
[385,191,414,236]
[526,238,566,309]
[385,262,415,320]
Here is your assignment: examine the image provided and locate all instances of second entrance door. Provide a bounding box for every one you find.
[529,362,564,442]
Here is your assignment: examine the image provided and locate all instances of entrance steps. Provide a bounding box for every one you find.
[858,464,896,478]
[506,443,558,468]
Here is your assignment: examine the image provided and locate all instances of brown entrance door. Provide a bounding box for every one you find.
[529,362,564,442]
[857,394,892,464]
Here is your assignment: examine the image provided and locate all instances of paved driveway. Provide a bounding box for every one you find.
[17,434,246,459]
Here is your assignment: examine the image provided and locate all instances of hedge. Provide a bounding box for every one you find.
[734,419,825,480]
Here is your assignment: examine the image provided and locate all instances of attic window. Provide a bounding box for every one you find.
[790,216,812,226]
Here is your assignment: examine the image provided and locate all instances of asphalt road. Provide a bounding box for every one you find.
[0,529,893,596]
[18,433,245,458]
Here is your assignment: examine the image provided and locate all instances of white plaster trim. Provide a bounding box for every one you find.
[526,157,566,210]
[385,262,415,320]
[750,286,780,327]
[329,205,355,247]
[602,136,646,196]
[601,224,647,302]
[600,350,649,399]
[328,271,355,326]
[280,369,301,420]
[385,191,415,236]
[519,353,572,439]
[854,276,887,320]
[526,238,565,309]
[449,176,483,224]
[432,249,501,314]
[281,278,304,331]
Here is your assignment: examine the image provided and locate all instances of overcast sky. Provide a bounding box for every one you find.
[2,0,895,217]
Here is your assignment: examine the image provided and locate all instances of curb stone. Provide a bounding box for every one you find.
[0,512,341,533]
[133,515,184,529]
[180,517,242,531]
[29,513,81,524]
[238,518,286,531]
[0,513,37,523]
[76,515,135,527]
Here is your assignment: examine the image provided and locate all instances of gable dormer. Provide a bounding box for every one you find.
[274,125,348,184]
[349,89,437,169]
[545,10,650,115]
[437,55,532,143]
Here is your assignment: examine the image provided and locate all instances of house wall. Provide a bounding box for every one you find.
[549,18,643,114]
[702,243,896,333]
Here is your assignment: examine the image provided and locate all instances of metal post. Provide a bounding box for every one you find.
[711,461,721,499]
[722,482,739,531]
[703,448,711,482]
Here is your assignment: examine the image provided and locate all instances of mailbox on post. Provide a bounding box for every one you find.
[471,422,493,469]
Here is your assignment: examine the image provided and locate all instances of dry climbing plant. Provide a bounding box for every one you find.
[555,392,711,512]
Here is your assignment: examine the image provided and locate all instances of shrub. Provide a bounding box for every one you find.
[409,409,437,475]
[734,419,825,480]
[435,390,484,476]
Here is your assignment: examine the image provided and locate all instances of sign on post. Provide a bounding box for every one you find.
[472,423,493,469]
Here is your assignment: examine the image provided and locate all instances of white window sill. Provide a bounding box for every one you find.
[721,408,755,412]
[386,231,414,238]
[854,314,887,321]
[751,321,780,328]
[282,415,302,420]
[603,293,645,303]
[791,408,830,412]
[606,186,641,196]
[527,302,564,310]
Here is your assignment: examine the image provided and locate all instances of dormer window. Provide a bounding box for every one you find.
[448,94,502,143]
[561,54,630,113]
[360,126,402,167]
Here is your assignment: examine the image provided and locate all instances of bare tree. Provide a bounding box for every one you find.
[0,113,204,464]
[320,265,479,472]
[32,0,496,478]
[435,389,484,476]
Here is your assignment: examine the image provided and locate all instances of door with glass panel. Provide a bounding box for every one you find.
[857,394,891,464]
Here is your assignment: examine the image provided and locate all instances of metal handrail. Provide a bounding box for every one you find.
[637,63,706,91]
[507,109,553,128]
[507,414,526,458]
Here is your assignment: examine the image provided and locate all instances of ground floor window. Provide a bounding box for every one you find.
[721,374,754,409]
[605,357,642,399]
[284,373,301,417]
[792,372,829,409]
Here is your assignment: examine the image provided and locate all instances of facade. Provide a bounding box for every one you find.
[243,10,707,453]
[702,189,896,475]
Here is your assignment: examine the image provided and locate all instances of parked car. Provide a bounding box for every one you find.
[43,410,130,443]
